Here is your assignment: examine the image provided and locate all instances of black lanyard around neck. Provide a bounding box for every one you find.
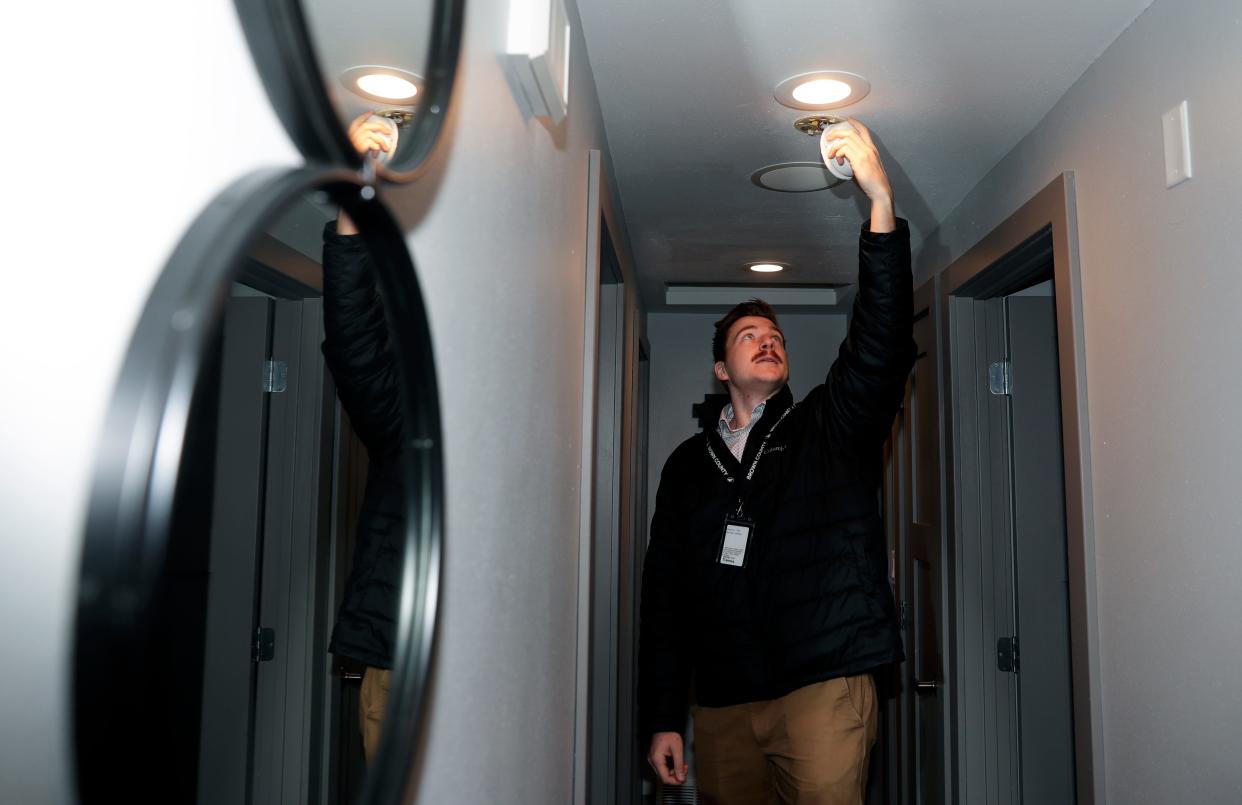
[706,403,794,517]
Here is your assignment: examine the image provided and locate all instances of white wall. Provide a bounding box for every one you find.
[2,5,299,803]
[646,311,849,521]
[0,1,625,803]
[914,0,1242,800]
[390,0,623,801]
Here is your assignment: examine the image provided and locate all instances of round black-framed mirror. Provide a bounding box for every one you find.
[73,167,443,804]
[234,0,465,182]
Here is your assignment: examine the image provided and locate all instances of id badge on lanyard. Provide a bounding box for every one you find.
[706,404,793,569]
[718,511,754,568]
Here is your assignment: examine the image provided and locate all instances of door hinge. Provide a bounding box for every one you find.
[263,360,288,393]
[988,361,1012,396]
[997,635,1019,673]
[253,627,276,662]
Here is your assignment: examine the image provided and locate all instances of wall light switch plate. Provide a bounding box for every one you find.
[1162,100,1192,188]
[506,0,571,124]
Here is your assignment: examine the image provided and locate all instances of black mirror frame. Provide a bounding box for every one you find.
[234,0,465,182]
[72,168,444,805]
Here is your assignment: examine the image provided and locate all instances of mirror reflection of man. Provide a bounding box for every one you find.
[638,119,914,805]
[319,115,402,764]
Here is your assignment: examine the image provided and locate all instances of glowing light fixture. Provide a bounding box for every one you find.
[341,65,424,105]
[792,78,852,105]
[774,71,870,111]
[357,73,418,101]
[749,263,785,273]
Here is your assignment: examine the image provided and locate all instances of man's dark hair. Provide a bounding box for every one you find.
[712,298,783,363]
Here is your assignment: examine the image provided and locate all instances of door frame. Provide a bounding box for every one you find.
[938,172,1103,804]
[909,279,952,805]
[574,149,646,805]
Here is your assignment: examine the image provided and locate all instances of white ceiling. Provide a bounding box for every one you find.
[576,0,1154,309]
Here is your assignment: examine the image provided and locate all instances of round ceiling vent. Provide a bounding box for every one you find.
[750,162,842,193]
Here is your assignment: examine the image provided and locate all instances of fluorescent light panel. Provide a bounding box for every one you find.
[665,285,842,307]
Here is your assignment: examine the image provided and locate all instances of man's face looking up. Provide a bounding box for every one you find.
[714,315,790,394]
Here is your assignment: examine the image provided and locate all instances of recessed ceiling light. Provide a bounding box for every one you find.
[774,71,870,111]
[341,65,424,104]
[357,73,418,101]
[750,162,842,193]
[749,263,785,273]
[793,79,852,105]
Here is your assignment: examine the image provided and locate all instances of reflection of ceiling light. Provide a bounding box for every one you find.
[357,73,418,101]
[340,65,424,105]
[749,263,784,273]
[774,71,870,111]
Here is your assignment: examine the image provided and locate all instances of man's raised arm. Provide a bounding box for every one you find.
[818,119,916,447]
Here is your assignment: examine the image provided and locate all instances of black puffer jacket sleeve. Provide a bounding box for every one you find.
[818,218,916,448]
[321,220,405,669]
[637,447,694,739]
[320,220,402,463]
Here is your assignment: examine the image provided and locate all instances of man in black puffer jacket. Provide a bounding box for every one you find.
[639,119,914,805]
[321,208,405,763]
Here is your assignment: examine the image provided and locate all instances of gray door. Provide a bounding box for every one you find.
[953,293,1021,804]
[616,332,649,805]
[590,274,625,805]
[196,292,341,805]
[894,281,948,804]
[1005,293,1076,804]
[951,281,1078,804]
[198,297,274,804]
[251,297,336,805]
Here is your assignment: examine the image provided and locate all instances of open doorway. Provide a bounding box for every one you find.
[939,173,1102,804]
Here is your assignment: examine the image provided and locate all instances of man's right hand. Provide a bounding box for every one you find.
[647,732,688,786]
[337,113,399,236]
[347,113,397,157]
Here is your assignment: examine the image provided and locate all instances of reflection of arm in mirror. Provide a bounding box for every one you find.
[337,209,359,236]
[320,220,405,724]
[320,221,403,460]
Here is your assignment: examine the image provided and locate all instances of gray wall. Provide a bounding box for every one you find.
[646,311,849,527]
[0,0,628,803]
[389,1,630,802]
[915,0,1242,800]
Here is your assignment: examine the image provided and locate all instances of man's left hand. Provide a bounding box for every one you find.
[823,118,896,232]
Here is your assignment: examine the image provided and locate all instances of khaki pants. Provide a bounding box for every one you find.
[359,666,391,764]
[693,674,878,805]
